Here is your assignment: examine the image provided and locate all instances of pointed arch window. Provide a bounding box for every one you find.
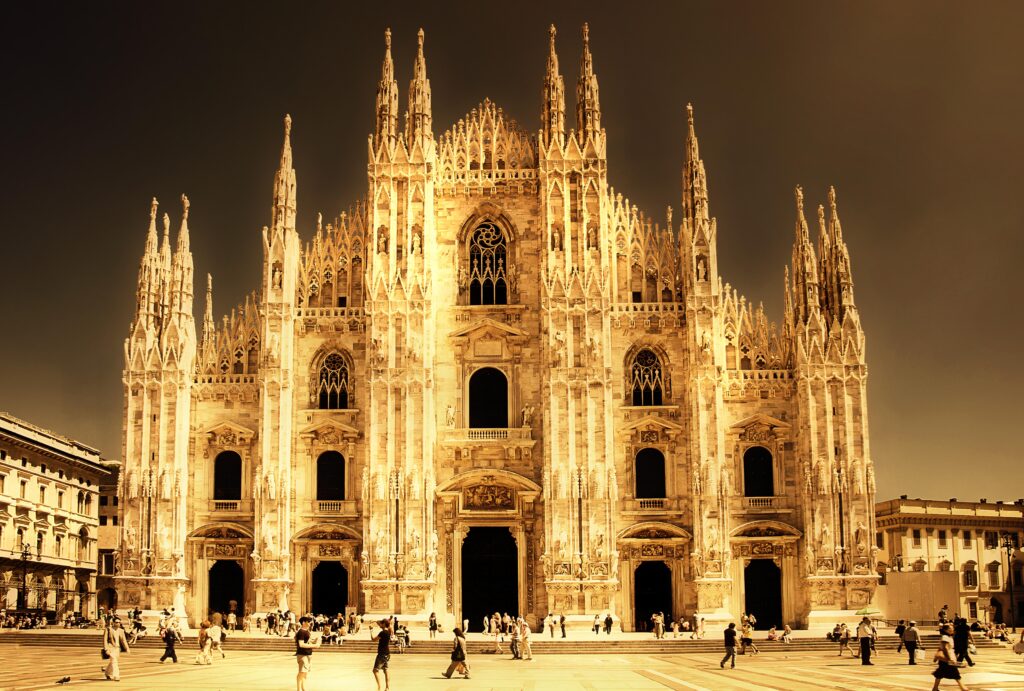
[317,352,350,409]
[630,348,664,406]
[468,222,508,305]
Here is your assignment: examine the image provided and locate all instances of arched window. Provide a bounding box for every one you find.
[317,352,350,409]
[55,534,62,557]
[16,528,24,551]
[468,367,508,428]
[742,446,775,497]
[316,451,345,501]
[213,451,242,501]
[468,222,508,305]
[635,448,667,499]
[77,491,85,514]
[78,527,89,562]
[36,531,44,554]
[629,349,664,406]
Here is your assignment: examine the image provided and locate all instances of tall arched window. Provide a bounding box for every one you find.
[213,451,242,501]
[742,446,775,497]
[317,352,350,409]
[468,367,509,428]
[630,349,664,406]
[316,451,345,501]
[468,222,508,305]
[635,448,667,498]
[78,527,89,562]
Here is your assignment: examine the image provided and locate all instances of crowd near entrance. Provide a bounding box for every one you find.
[311,561,349,616]
[461,526,518,631]
[633,561,673,630]
[208,559,244,617]
[743,558,782,629]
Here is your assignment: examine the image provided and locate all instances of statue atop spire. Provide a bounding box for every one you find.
[542,24,565,147]
[682,104,709,225]
[272,114,297,232]
[406,27,433,148]
[575,22,601,141]
[375,28,399,148]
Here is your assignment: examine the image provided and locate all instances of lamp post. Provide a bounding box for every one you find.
[1002,533,1018,632]
[17,545,40,611]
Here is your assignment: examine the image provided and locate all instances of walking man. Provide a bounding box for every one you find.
[520,617,533,660]
[159,622,181,663]
[904,620,921,664]
[604,613,613,635]
[559,613,567,638]
[857,616,875,665]
[295,616,321,691]
[952,617,976,667]
[894,619,906,653]
[720,623,738,669]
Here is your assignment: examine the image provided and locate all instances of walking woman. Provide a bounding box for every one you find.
[428,612,438,640]
[370,618,392,691]
[195,620,213,665]
[442,627,471,679]
[837,623,853,657]
[932,624,971,691]
[100,618,130,681]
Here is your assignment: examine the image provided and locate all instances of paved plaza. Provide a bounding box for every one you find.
[1,644,1024,691]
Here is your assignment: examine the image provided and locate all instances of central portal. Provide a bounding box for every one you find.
[633,561,672,631]
[208,559,244,618]
[311,561,349,616]
[461,526,518,631]
[743,558,782,629]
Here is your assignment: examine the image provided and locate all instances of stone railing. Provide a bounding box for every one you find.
[742,496,781,510]
[441,427,533,442]
[638,498,667,510]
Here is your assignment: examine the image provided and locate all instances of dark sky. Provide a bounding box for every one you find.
[2,2,1021,501]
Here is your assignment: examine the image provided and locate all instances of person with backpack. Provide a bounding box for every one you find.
[441,627,470,679]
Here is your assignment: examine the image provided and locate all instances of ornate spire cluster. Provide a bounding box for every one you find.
[298,201,369,310]
[682,104,710,226]
[575,22,601,142]
[375,28,399,148]
[271,114,296,233]
[405,28,433,150]
[436,99,536,179]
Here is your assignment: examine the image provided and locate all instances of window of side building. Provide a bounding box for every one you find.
[938,530,948,548]
[963,530,972,548]
[912,529,922,547]
[985,531,999,549]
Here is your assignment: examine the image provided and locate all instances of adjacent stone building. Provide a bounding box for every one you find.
[115,25,877,630]
[875,496,1024,625]
[0,412,111,618]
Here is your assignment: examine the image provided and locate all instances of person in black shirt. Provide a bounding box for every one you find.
[294,616,320,691]
[721,622,738,669]
[370,618,392,691]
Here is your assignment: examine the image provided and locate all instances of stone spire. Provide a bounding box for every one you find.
[202,273,215,351]
[406,28,433,148]
[826,186,856,316]
[682,104,710,226]
[272,114,297,232]
[375,28,399,148]
[575,23,601,141]
[790,185,819,325]
[134,198,161,326]
[168,194,195,323]
[542,24,565,147]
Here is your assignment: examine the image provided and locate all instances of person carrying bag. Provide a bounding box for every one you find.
[441,627,470,679]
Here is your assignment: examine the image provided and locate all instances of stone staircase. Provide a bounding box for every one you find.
[0,631,1006,656]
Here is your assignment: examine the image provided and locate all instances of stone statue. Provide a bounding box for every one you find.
[409,528,421,559]
[263,530,276,557]
[805,543,815,575]
[266,471,276,501]
[520,404,534,427]
[430,530,439,556]
[697,257,707,281]
[377,230,388,254]
[457,266,468,291]
[588,225,597,249]
[594,532,605,559]
[160,470,171,500]
[446,404,456,428]
[272,265,282,290]
[507,264,518,294]
[855,521,867,554]
[607,466,618,501]
[124,526,136,551]
[374,528,387,562]
[250,550,263,578]
[360,550,369,579]
[426,551,437,579]
[412,231,421,254]
[551,226,562,251]
[611,549,619,576]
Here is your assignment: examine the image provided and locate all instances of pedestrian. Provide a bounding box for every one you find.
[720,622,737,669]
[483,614,490,636]
[593,614,601,635]
[510,618,521,659]
[952,617,976,667]
[370,618,392,691]
[462,618,469,635]
[837,623,853,656]
[739,622,758,654]
[492,613,504,654]
[894,619,906,653]
[520,617,534,660]
[159,622,181,663]
[227,611,237,632]
[559,613,567,638]
[604,613,613,635]
[938,604,949,625]
[442,627,470,679]
[548,613,556,638]
[100,618,130,681]
[428,612,438,640]
[856,616,875,665]
[931,624,970,691]
[195,620,213,665]
[208,619,226,659]
[904,620,922,664]
[295,615,321,691]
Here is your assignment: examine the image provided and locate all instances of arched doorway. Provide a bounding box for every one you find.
[316,451,345,501]
[468,368,508,428]
[744,559,782,629]
[98,587,117,611]
[634,448,666,498]
[208,560,244,619]
[742,446,774,497]
[633,561,672,631]
[461,527,517,631]
[311,561,348,616]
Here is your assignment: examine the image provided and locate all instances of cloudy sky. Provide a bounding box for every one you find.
[2,2,1021,501]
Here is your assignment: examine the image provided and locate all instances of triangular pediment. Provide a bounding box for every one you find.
[448,317,528,340]
[728,413,790,431]
[299,419,361,441]
[202,420,257,446]
[620,414,684,433]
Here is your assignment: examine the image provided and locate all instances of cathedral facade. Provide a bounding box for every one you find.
[115,25,877,630]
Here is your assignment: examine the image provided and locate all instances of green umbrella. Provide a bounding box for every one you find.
[855,607,881,616]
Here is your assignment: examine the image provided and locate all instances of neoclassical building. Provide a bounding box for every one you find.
[115,25,877,630]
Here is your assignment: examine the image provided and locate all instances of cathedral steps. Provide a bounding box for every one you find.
[0,631,1004,655]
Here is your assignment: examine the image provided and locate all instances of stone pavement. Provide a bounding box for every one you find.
[1,643,1023,690]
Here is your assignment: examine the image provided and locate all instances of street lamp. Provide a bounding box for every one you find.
[1002,533,1018,632]
[18,545,40,611]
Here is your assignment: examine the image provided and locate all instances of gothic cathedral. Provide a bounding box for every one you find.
[116,25,877,630]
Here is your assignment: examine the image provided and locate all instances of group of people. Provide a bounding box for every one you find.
[0,609,48,629]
